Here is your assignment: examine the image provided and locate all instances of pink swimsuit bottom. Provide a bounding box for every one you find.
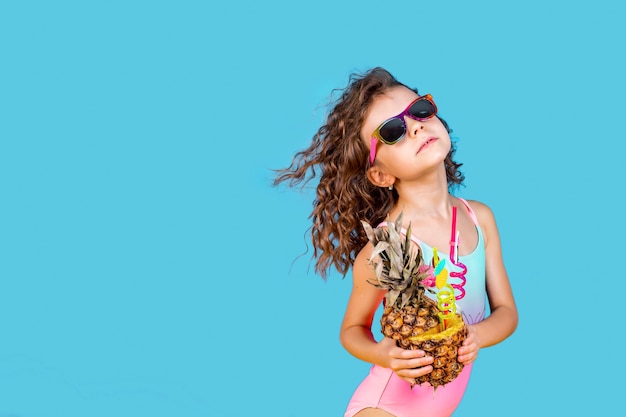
[344,363,473,417]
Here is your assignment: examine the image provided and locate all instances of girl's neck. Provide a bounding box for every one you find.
[395,188,453,217]
[393,170,453,219]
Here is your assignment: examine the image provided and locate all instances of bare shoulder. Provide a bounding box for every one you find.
[461,199,501,248]
[461,199,497,224]
[347,242,387,314]
[353,242,375,281]
[352,242,388,295]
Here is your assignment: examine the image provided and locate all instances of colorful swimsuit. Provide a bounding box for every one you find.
[344,199,487,417]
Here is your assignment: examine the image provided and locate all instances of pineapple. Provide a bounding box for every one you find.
[361,212,467,388]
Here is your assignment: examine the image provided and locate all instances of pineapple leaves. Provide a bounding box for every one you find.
[370,241,391,262]
[361,211,427,309]
[361,220,377,244]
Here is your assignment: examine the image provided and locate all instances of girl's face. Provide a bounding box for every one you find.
[361,86,451,179]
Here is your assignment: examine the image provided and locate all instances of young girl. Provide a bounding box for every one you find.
[273,67,518,417]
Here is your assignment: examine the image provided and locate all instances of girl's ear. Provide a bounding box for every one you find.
[366,166,396,189]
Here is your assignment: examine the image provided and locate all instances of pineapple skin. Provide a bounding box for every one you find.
[381,296,440,346]
[381,297,467,388]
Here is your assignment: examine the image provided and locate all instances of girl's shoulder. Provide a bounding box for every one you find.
[459,198,500,247]
[458,198,496,222]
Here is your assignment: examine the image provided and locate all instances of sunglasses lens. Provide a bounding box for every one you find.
[409,98,436,119]
[378,119,406,144]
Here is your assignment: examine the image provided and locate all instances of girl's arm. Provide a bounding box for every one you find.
[339,244,435,384]
[464,201,518,351]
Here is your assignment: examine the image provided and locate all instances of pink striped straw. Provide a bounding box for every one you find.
[450,206,458,262]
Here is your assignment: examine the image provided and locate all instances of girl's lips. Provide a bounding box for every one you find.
[417,137,437,153]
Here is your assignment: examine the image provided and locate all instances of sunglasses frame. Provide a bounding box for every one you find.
[369,94,438,166]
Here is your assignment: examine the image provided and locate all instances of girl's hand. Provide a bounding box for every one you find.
[377,337,434,385]
[457,324,480,365]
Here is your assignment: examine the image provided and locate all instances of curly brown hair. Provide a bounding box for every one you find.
[273,67,464,279]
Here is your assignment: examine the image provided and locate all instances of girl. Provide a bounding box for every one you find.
[273,67,517,417]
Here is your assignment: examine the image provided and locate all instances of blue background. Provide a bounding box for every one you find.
[1,0,624,416]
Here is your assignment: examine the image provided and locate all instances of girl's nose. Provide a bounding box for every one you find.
[406,119,425,138]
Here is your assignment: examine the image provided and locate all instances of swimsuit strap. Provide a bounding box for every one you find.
[457,197,479,226]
